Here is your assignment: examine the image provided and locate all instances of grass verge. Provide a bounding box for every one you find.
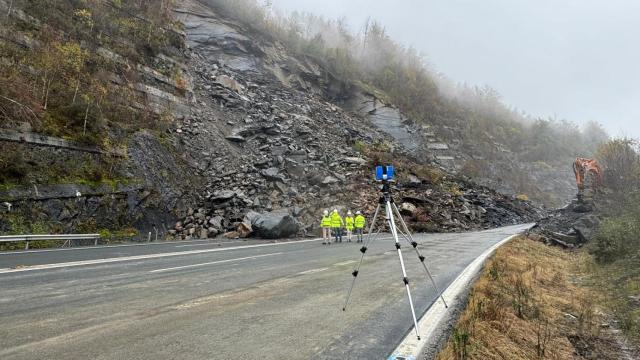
[435,236,636,360]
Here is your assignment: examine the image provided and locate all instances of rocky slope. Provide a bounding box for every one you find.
[161,0,544,240]
[529,192,612,249]
[0,0,544,240]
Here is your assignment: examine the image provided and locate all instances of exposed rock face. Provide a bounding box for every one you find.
[0,183,152,235]
[343,93,426,154]
[127,130,200,218]
[174,1,261,72]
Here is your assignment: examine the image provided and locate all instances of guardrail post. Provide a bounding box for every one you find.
[95,237,98,246]
[25,240,29,250]
[154,227,158,242]
[148,232,151,242]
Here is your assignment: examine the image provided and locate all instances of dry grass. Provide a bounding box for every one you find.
[578,251,640,345]
[436,236,616,360]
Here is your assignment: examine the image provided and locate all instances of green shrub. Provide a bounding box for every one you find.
[352,140,366,153]
[597,138,640,193]
[0,149,28,183]
[590,216,639,263]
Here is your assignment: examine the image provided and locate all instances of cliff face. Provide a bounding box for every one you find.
[0,0,198,236]
[0,0,543,240]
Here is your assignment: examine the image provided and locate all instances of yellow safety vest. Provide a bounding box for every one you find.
[330,213,344,228]
[320,216,331,228]
[345,217,354,230]
[354,215,366,229]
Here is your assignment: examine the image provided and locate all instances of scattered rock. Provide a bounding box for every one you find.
[261,167,284,182]
[224,231,240,239]
[321,176,339,186]
[531,198,603,247]
[342,157,366,166]
[207,227,219,237]
[406,174,422,187]
[210,190,236,201]
[225,135,246,143]
[208,216,223,229]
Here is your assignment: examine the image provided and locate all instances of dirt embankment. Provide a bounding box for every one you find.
[435,236,638,360]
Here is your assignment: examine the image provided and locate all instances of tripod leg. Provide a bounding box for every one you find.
[392,202,448,309]
[387,201,421,340]
[342,204,382,311]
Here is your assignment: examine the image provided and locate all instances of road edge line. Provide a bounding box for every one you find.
[0,238,325,274]
[388,229,530,360]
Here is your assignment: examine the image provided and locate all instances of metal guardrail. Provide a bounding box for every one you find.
[0,234,101,250]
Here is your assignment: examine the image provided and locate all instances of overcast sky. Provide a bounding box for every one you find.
[270,0,640,138]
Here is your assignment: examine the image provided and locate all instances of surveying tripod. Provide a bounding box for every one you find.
[342,180,448,340]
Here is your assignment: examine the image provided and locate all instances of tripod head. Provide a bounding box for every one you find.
[378,180,393,202]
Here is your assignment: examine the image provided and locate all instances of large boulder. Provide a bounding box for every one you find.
[214,74,245,93]
[400,202,418,216]
[245,210,300,239]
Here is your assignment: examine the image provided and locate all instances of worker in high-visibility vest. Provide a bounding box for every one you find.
[345,211,354,242]
[320,210,332,245]
[330,209,344,243]
[354,211,366,243]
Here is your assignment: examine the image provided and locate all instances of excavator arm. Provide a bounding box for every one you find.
[573,160,585,190]
[573,158,604,193]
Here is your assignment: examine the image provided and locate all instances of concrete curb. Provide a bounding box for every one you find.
[387,231,527,360]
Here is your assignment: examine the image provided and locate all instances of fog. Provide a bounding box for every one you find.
[270,0,640,138]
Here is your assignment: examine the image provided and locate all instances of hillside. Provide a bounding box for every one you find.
[201,0,609,207]
[0,0,548,239]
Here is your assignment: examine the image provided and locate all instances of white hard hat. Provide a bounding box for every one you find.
[333,209,338,213]
[356,211,362,215]
[323,210,329,216]
[347,211,353,215]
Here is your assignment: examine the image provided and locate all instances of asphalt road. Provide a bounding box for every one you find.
[0,224,531,360]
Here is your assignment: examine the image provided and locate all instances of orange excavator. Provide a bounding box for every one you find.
[573,158,604,196]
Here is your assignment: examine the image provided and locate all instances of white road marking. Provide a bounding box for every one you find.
[174,241,241,248]
[0,238,238,255]
[150,253,283,273]
[332,260,356,267]
[0,237,326,274]
[297,267,329,275]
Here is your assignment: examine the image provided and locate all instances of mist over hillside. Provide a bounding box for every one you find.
[270,0,640,139]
